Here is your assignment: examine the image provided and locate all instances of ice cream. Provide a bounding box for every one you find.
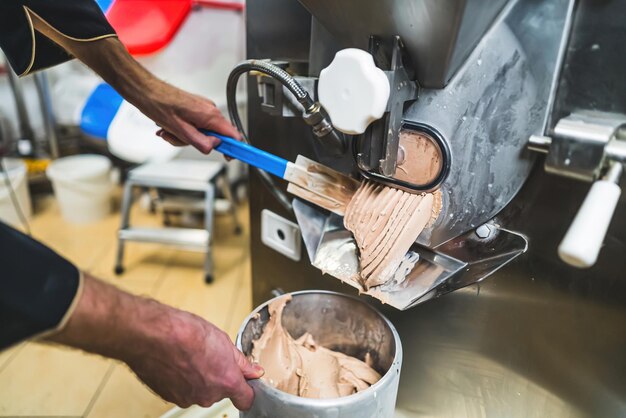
[250,294,381,398]
[344,181,441,289]
[394,129,443,186]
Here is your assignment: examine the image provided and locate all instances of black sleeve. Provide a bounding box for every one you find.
[0,222,81,350]
[0,0,117,77]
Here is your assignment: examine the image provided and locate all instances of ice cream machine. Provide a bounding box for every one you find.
[239,0,626,415]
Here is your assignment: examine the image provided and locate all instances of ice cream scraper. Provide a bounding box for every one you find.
[202,130,360,215]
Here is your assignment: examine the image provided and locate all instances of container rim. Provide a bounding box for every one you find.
[46,154,111,181]
[235,289,403,407]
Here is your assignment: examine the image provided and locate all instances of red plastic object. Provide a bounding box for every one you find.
[193,0,244,11]
[106,0,193,56]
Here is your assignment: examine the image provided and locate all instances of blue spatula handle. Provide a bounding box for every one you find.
[200,130,288,178]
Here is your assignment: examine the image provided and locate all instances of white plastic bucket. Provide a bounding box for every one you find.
[0,158,32,228]
[47,154,113,224]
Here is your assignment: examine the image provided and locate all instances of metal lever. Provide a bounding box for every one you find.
[528,111,626,181]
[528,111,626,268]
[558,163,622,268]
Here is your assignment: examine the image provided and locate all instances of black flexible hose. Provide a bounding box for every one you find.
[228,60,315,118]
[226,60,317,213]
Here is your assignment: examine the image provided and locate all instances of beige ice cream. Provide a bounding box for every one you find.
[344,181,442,289]
[250,295,381,398]
[394,129,443,185]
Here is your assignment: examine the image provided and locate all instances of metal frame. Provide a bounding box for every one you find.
[114,167,241,283]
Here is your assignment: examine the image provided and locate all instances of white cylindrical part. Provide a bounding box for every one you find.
[46,155,113,224]
[318,49,390,135]
[558,180,621,268]
[0,158,32,228]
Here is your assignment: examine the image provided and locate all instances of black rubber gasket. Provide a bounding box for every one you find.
[353,121,451,193]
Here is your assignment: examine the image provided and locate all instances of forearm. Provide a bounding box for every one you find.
[23,2,242,156]
[29,13,159,106]
[30,12,238,152]
[46,274,177,364]
[63,37,159,103]
[45,274,261,409]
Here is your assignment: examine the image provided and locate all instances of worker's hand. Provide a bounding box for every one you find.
[124,305,264,409]
[46,275,263,410]
[29,34,240,154]
[147,82,242,154]
[23,31,240,154]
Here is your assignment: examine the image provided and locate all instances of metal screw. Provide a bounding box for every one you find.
[475,224,493,239]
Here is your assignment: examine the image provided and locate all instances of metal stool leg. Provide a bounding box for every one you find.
[219,173,242,235]
[204,183,216,284]
[115,180,135,275]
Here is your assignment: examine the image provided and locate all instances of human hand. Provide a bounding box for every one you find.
[124,305,263,409]
[25,33,239,154]
[46,276,263,410]
[147,82,242,154]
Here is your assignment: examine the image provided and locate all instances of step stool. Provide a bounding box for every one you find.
[114,159,240,283]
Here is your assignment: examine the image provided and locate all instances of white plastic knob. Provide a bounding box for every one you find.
[558,180,621,268]
[318,48,390,135]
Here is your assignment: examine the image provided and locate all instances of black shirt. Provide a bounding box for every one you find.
[0,0,116,349]
[0,0,116,76]
[0,223,81,349]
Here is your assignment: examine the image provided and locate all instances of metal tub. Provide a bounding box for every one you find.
[236,290,402,418]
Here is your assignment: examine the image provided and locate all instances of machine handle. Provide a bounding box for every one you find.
[318,48,390,135]
[201,130,288,179]
[558,167,622,268]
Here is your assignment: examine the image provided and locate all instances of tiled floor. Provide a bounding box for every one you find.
[0,191,253,418]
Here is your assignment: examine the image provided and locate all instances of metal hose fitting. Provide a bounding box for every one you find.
[226,60,347,212]
[227,59,346,153]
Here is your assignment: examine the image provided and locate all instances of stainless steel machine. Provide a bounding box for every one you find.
[242,0,626,415]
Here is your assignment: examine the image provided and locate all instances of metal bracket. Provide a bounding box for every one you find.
[355,36,419,177]
[258,72,317,118]
[529,111,626,181]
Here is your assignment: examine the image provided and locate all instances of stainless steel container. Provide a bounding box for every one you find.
[236,290,403,418]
